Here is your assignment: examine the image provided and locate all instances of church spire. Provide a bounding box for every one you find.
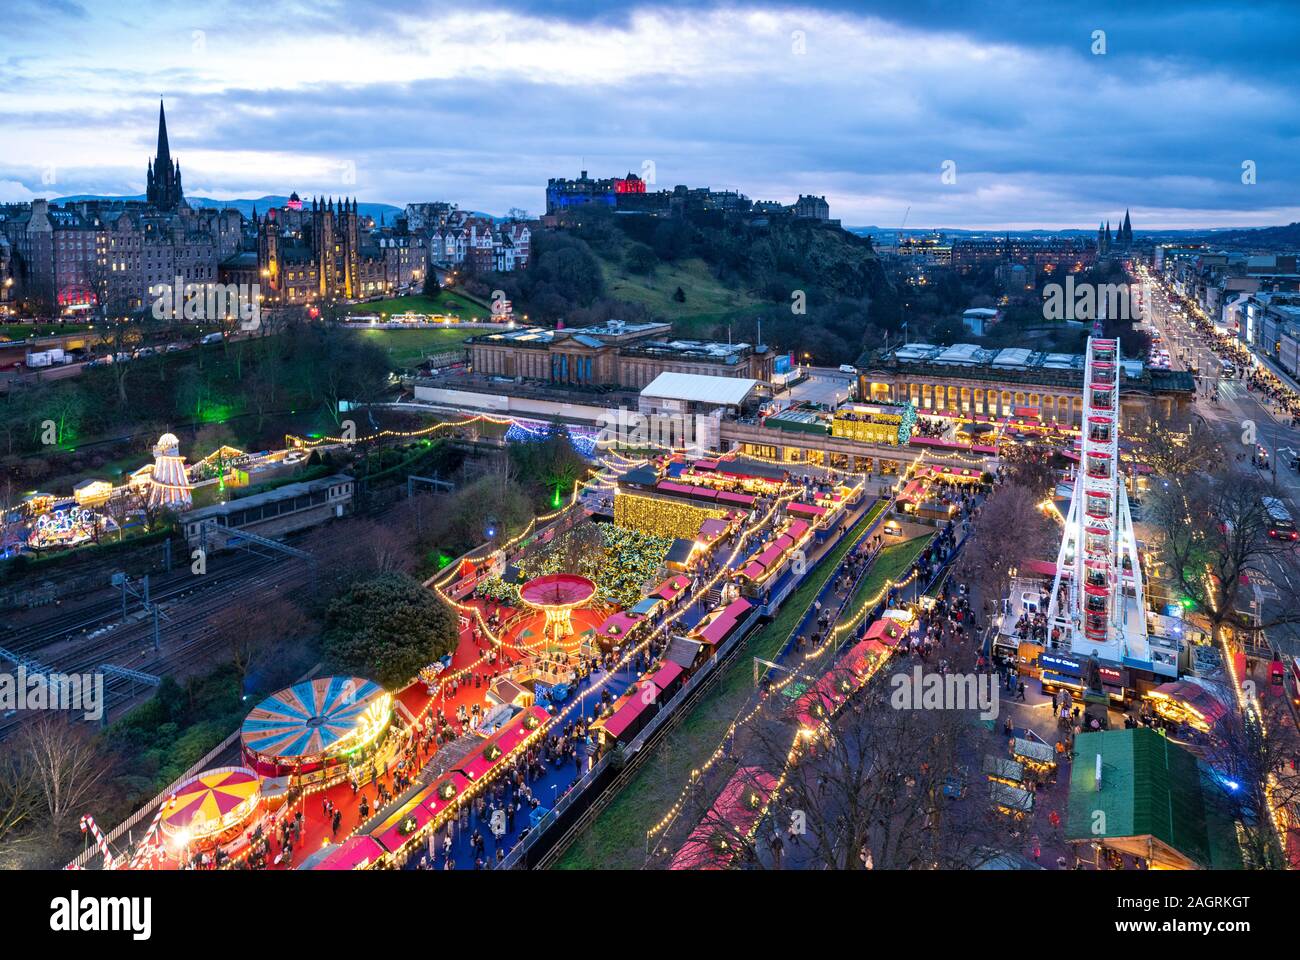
[146,99,183,211]
[156,99,171,167]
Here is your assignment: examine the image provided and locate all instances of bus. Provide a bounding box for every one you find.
[1262,496,1298,541]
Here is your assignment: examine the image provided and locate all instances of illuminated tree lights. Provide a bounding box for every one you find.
[476,524,672,611]
[614,491,729,541]
[504,419,599,457]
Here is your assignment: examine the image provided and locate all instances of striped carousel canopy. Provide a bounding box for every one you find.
[240,676,389,763]
[160,767,260,839]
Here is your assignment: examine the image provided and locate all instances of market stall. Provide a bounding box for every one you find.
[1142,680,1230,734]
[982,756,1026,788]
[989,781,1034,819]
[593,681,659,746]
[693,597,754,647]
[864,616,908,647]
[653,574,691,602]
[669,767,778,870]
[787,501,828,521]
[596,610,645,643]
[1011,737,1057,780]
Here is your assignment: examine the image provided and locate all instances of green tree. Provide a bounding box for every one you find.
[509,419,587,505]
[38,384,86,446]
[624,242,658,276]
[323,572,458,687]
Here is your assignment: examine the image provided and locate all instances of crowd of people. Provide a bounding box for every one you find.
[1178,289,1300,425]
[1245,368,1300,426]
[406,715,595,870]
[913,416,949,439]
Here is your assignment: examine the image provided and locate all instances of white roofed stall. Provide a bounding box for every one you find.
[640,372,759,408]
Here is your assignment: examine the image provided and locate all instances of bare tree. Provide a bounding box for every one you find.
[210,593,307,686]
[0,748,40,852]
[960,482,1055,612]
[999,444,1057,495]
[102,319,144,407]
[1126,408,1220,480]
[16,715,112,840]
[99,489,133,543]
[1152,468,1300,645]
[654,641,1027,870]
[1199,702,1300,870]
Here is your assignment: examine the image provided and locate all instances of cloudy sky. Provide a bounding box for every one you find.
[1,0,1296,229]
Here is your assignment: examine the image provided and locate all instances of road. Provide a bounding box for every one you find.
[1138,266,1299,496]
[1135,265,1300,650]
[0,328,260,392]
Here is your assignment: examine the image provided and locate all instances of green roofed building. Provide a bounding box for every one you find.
[1065,728,1242,870]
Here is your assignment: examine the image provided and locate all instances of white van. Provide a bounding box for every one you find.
[200,332,224,345]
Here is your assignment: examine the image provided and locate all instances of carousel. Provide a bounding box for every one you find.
[240,677,393,784]
[160,766,261,851]
[518,574,597,644]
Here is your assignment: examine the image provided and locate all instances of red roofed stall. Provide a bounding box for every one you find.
[311,835,385,870]
[784,519,811,541]
[597,682,659,743]
[649,660,686,700]
[597,610,645,641]
[695,597,754,646]
[370,791,436,854]
[654,574,691,602]
[716,490,756,507]
[459,706,549,783]
[865,617,907,646]
[669,767,779,870]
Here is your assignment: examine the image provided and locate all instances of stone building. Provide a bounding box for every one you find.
[857,342,1193,429]
[466,319,775,389]
[252,197,426,304]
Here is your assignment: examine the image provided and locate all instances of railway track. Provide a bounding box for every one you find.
[0,552,281,657]
[0,555,314,739]
[0,502,410,738]
[0,497,408,739]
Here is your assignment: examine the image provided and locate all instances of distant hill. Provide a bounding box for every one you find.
[849,224,1283,241]
[53,194,404,223]
[467,208,899,364]
[1181,222,1300,248]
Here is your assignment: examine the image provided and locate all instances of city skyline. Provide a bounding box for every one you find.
[2,0,1298,230]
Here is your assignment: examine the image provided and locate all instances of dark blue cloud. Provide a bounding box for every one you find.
[0,0,1296,227]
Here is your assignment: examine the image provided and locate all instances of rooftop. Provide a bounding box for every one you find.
[466,320,671,350]
[641,372,759,407]
[864,343,1193,394]
[621,337,761,363]
[181,474,351,522]
[1064,728,1241,870]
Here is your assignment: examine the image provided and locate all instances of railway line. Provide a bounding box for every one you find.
[0,551,281,657]
[0,553,314,739]
[0,494,412,739]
